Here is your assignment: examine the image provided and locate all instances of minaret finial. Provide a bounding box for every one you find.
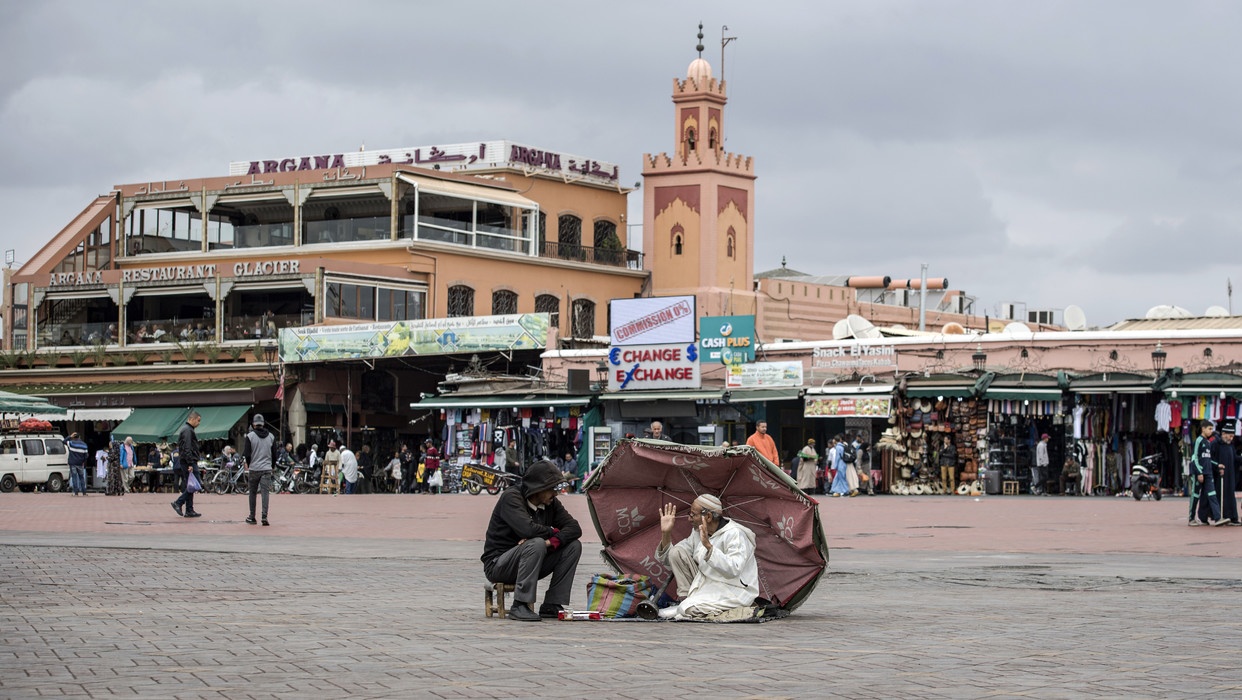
[781,256,787,269]
[696,22,704,57]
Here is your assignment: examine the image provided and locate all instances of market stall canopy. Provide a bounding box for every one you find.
[411,395,592,410]
[904,374,975,399]
[584,440,828,612]
[0,391,67,417]
[1068,373,1155,394]
[983,374,1062,402]
[192,405,251,440]
[111,407,190,443]
[1164,371,1242,398]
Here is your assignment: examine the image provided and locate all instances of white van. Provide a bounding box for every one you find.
[0,433,70,493]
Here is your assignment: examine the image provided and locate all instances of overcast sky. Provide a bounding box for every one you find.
[2,0,1240,326]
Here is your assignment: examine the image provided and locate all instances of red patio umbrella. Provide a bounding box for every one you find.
[584,439,828,612]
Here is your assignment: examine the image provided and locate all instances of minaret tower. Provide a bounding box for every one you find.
[642,23,757,317]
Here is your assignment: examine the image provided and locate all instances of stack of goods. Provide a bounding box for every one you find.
[18,418,53,433]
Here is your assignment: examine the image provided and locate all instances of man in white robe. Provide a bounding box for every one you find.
[655,494,759,620]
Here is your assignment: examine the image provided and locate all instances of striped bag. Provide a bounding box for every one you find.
[585,573,654,618]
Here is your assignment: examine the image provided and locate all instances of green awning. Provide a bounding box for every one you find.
[906,386,973,398]
[112,407,191,443]
[0,390,67,416]
[726,388,803,403]
[192,405,251,440]
[984,388,1063,401]
[411,395,593,410]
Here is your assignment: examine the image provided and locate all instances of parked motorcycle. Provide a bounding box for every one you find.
[1131,453,1163,501]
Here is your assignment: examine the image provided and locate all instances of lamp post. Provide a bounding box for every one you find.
[593,360,609,393]
[262,343,284,444]
[972,344,987,372]
[1151,342,1167,374]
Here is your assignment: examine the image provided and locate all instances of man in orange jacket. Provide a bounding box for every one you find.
[746,421,779,466]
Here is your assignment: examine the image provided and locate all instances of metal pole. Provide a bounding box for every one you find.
[918,263,928,332]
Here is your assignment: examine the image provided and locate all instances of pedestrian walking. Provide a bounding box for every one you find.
[1189,421,1225,526]
[796,438,818,493]
[66,432,89,496]
[745,421,779,467]
[399,443,416,494]
[170,411,203,518]
[424,440,442,494]
[242,414,278,526]
[119,436,137,494]
[1033,434,1050,496]
[1213,419,1239,525]
[339,444,359,494]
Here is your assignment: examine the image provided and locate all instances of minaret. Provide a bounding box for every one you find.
[642,24,757,318]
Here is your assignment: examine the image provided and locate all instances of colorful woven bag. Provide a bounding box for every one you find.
[585,573,654,618]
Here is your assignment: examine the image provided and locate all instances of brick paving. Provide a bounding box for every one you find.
[1,490,1240,698]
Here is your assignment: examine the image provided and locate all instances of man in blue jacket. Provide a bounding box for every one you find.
[66,432,89,496]
[481,460,581,621]
[1190,421,1225,526]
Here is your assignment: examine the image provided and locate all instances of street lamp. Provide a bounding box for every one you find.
[1151,342,1167,374]
[972,344,987,371]
[594,360,609,392]
[262,343,279,380]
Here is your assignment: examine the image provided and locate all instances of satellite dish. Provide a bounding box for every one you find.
[1064,305,1087,331]
[832,319,851,340]
[1004,322,1033,337]
[846,314,882,339]
[941,322,966,335]
[1205,305,1229,317]
[1145,305,1193,319]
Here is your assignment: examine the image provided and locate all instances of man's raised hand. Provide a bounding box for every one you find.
[659,502,677,534]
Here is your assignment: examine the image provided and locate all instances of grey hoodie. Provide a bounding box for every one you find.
[242,426,278,472]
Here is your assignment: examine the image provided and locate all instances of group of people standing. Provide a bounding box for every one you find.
[1188,418,1240,526]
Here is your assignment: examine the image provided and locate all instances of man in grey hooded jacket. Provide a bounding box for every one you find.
[242,414,279,526]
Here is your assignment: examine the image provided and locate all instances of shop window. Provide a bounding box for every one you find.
[492,290,518,316]
[447,285,475,318]
[535,294,560,328]
[571,299,595,339]
[361,369,397,413]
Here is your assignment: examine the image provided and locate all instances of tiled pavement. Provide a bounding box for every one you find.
[2,491,1240,699]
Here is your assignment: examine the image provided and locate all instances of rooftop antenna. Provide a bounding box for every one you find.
[1229,277,1234,315]
[695,22,704,58]
[721,25,737,82]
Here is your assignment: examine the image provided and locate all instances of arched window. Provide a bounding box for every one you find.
[558,214,582,260]
[685,127,697,152]
[671,224,684,256]
[571,299,595,339]
[446,285,474,317]
[709,127,718,150]
[594,220,620,264]
[492,289,518,316]
[535,294,560,329]
[726,227,736,259]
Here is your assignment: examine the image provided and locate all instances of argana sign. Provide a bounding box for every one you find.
[609,295,696,347]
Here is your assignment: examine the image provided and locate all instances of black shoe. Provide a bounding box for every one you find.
[538,604,565,619]
[171,501,184,517]
[245,517,257,525]
[261,519,270,526]
[185,512,202,518]
[508,602,542,622]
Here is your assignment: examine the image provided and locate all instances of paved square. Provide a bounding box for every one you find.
[1,491,1239,698]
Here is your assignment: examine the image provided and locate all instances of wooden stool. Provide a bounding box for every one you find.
[484,582,515,618]
[1002,480,1019,495]
[319,467,339,495]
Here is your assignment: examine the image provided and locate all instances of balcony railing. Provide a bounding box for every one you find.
[538,241,643,269]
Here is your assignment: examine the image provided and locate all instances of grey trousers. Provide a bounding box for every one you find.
[247,471,272,519]
[486,538,582,607]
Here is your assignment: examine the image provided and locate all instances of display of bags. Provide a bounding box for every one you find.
[585,573,654,618]
[186,472,202,493]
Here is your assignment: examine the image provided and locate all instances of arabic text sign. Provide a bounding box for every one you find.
[607,343,702,391]
[804,396,892,418]
[700,315,756,364]
[726,361,803,389]
[609,295,696,346]
[229,140,621,183]
[278,313,550,362]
